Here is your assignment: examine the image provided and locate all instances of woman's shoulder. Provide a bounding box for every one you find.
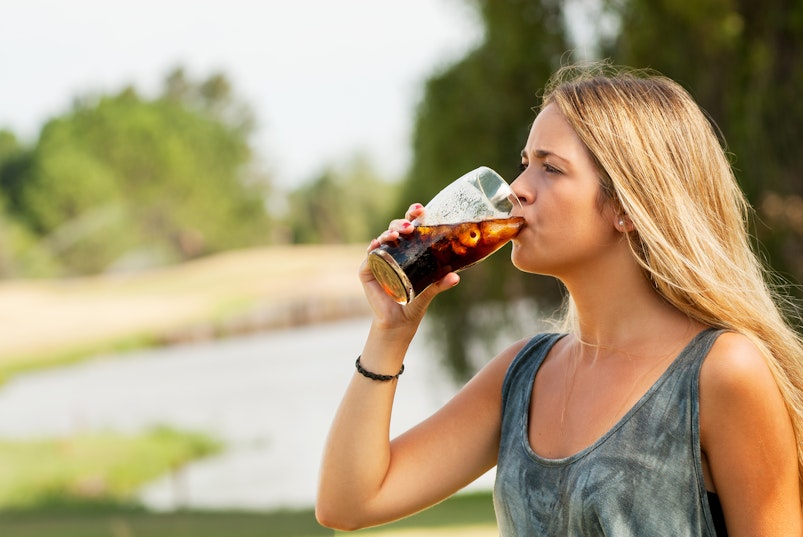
[698,331,801,529]
[699,330,786,438]
[701,331,774,395]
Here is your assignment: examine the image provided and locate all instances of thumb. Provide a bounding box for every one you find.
[410,272,460,310]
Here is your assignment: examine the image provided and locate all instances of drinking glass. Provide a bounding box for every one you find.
[367,166,524,304]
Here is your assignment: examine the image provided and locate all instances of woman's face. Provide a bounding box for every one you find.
[510,103,621,278]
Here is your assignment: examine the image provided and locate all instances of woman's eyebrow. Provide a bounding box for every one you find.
[522,148,568,163]
[535,149,560,160]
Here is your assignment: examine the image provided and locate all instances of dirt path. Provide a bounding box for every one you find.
[0,244,369,367]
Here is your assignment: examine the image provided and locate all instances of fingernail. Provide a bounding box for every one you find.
[402,222,412,229]
[413,203,424,210]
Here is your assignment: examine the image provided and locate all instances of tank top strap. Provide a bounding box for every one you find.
[674,326,724,372]
[501,332,564,411]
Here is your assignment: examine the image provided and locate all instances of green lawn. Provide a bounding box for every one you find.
[0,509,331,537]
[0,425,497,536]
[0,492,497,537]
[0,428,221,510]
[0,245,499,535]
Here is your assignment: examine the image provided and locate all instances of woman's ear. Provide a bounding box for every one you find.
[604,196,634,233]
[615,214,635,233]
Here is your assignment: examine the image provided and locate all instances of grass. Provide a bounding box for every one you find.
[0,244,501,535]
[0,427,222,510]
[0,492,498,537]
[0,512,334,537]
[0,332,161,387]
[0,244,368,384]
[0,509,332,537]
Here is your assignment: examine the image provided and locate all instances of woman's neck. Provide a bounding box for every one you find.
[563,258,699,353]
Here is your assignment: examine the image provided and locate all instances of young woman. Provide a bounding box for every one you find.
[316,64,803,535]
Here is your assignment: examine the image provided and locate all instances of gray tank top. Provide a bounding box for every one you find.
[494,328,722,536]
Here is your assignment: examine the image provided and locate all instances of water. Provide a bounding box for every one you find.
[0,316,496,511]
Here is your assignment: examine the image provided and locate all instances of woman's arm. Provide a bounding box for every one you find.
[316,328,522,530]
[315,204,525,530]
[700,332,802,536]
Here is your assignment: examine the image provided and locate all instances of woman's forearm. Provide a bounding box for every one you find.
[316,320,417,529]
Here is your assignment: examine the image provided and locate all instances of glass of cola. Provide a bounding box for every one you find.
[367,166,525,304]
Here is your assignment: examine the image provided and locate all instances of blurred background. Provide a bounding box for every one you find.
[0,0,800,535]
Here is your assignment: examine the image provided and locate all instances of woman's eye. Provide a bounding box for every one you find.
[519,162,528,172]
[544,163,561,174]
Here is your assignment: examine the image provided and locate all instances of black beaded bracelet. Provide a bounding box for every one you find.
[355,356,404,381]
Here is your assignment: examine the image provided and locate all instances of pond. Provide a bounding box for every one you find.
[0,316,496,511]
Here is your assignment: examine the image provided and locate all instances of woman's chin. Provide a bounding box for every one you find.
[510,243,528,271]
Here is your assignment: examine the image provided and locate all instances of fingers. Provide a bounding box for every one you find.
[388,220,411,233]
[379,228,401,242]
[405,203,425,222]
[366,203,425,252]
[366,227,400,253]
[389,203,424,236]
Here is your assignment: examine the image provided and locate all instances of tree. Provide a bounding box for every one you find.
[0,71,272,275]
[163,67,255,136]
[603,0,803,289]
[403,0,570,379]
[0,130,58,278]
[0,130,19,163]
[403,0,803,379]
[285,154,399,244]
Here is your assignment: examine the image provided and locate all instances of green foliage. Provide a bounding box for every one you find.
[0,129,20,162]
[0,131,60,277]
[404,0,803,378]
[0,70,272,276]
[0,203,59,279]
[0,427,221,510]
[403,0,570,379]
[604,0,803,287]
[285,154,400,244]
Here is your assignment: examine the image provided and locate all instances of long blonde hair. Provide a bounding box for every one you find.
[544,62,803,499]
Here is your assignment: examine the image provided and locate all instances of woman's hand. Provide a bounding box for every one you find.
[360,203,459,331]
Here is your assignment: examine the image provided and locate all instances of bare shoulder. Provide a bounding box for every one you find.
[699,331,784,428]
[699,333,801,530]
[699,329,794,436]
[700,331,777,395]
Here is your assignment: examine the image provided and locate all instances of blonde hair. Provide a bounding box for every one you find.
[544,62,803,499]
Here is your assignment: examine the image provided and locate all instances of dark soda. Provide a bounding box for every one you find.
[367,216,526,304]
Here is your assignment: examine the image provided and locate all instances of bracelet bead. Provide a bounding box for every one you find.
[355,355,404,381]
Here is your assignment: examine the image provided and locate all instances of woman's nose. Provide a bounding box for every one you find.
[510,174,533,206]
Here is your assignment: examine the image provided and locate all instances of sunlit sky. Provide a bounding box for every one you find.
[0,0,481,189]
